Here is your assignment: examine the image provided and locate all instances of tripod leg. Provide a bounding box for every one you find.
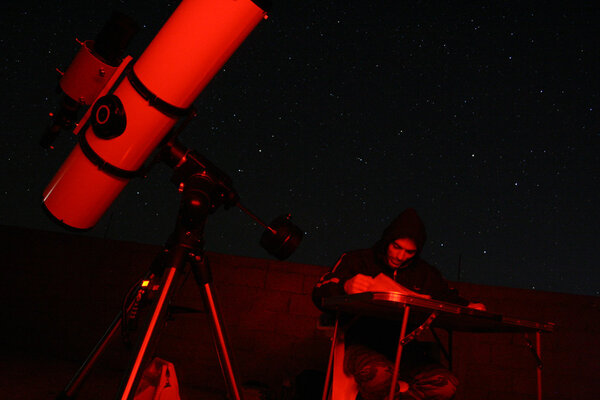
[56,271,155,400]
[56,311,124,399]
[118,264,180,400]
[191,254,244,400]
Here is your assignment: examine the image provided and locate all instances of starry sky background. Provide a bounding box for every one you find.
[1,1,598,296]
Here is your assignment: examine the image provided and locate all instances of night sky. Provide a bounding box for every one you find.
[1,1,598,296]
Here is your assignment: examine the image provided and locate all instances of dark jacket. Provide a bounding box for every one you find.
[312,248,468,309]
[312,208,468,364]
[313,208,468,308]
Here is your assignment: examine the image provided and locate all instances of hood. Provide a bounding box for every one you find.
[373,208,427,266]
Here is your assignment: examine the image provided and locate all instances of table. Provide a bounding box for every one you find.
[321,292,554,400]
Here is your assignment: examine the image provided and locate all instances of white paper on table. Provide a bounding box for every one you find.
[368,273,431,299]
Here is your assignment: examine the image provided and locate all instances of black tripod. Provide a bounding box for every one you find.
[56,140,302,399]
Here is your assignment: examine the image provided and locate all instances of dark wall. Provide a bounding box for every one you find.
[1,225,598,399]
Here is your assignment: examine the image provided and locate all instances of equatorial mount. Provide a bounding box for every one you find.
[160,138,303,260]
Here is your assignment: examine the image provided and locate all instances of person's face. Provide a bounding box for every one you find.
[386,238,417,269]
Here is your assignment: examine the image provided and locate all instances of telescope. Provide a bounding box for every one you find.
[42,0,301,260]
[41,2,302,398]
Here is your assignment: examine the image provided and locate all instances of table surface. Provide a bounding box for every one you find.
[322,292,555,333]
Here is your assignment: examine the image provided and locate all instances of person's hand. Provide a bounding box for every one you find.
[467,302,486,311]
[343,274,375,294]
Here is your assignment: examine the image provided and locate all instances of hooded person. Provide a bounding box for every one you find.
[312,208,478,400]
[313,208,468,307]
